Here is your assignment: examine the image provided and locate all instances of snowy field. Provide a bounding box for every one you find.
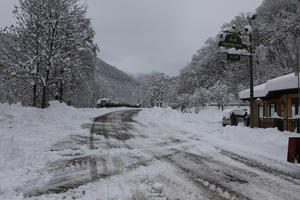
[0,103,300,200]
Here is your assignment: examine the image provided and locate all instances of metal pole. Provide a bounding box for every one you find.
[249,31,254,128]
[297,38,300,133]
[247,15,257,128]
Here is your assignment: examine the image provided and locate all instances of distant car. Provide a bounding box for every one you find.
[97,98,110,108]
[97,98,142,108]
[222,109,250,127]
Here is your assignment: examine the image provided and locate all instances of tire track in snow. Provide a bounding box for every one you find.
[22,109,142,197]
[22,109,300,200]
[220,150,300,183]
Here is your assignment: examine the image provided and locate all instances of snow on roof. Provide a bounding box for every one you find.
[239,73,300,99]
[239,83,267,99]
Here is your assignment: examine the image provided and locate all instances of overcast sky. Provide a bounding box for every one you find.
[0,0,263,76]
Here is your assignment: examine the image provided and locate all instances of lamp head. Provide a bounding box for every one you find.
[250,14,257,20]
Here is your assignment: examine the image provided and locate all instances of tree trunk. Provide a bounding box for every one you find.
[41,68,50,109]
[59,81,63,102]
[150,97,154,107]
[41,85,47,108]
[33,83,37,107]
[59,67,64,102]
[33,63,39,107]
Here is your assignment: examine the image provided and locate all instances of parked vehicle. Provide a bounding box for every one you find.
[222,109,250,127]
[96,98,142,108]
[97,98,110,108]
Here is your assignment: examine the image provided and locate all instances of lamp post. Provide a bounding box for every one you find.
[296,0,300,133]
[297,37,300,133]
[218,15,256,128]
[248,14,256,128]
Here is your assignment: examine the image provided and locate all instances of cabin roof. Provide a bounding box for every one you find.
[239,73,300,100]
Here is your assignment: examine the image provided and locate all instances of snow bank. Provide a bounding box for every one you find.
[135,107,300,163]
[217,126,296,160]
[0,101,129,199]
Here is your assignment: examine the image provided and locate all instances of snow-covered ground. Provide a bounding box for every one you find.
[130,108,300,199]
[0,102,130,200]
[136,107,298,163]
[1,104,300,200]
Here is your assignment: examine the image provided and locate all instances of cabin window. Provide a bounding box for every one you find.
[259,104,264,118]
[292,98,299,117]
[269,103,275,117]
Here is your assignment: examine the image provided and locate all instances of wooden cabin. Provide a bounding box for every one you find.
[239,73,300,133]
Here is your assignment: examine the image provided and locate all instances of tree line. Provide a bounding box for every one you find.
[139,0,300,110]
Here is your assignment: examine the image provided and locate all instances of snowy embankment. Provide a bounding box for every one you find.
[0,102,128,198]
[135,107,300,169]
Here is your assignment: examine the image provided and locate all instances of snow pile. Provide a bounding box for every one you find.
[0,102,128,199]
[135,107,300,163]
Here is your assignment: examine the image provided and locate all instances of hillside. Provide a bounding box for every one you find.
[94,58,141,104]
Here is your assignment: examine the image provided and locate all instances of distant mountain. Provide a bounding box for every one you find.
[94,58,141,104]
[95,58,136,84]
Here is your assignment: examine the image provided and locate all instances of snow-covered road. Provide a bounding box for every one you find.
[20,108,300,200]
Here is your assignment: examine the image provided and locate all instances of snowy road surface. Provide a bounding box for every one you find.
[20,109,300,200]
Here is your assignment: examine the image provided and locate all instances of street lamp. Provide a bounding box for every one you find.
[247,14,256,128]
[249,14,257,21]
[218,14,256,128]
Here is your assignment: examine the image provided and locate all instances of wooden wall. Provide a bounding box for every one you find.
[252,92,299,132]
